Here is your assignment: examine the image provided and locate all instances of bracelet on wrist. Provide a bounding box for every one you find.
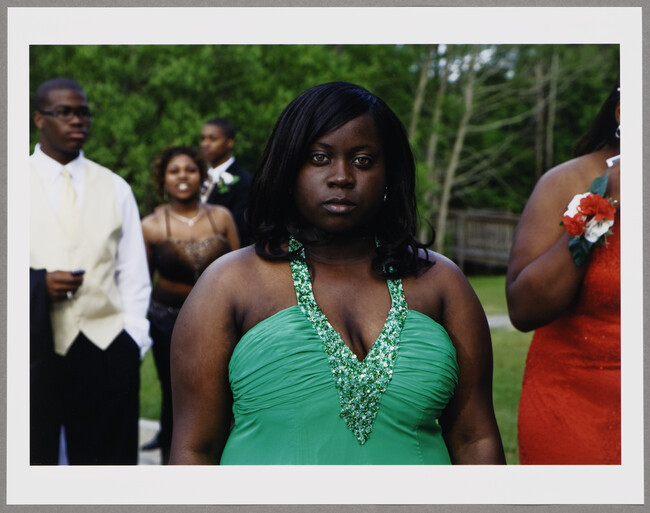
[561,172,617,266]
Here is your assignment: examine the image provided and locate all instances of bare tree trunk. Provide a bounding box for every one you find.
[418,51,450,243]
[425,51,450,179]
[434,45,478,254]
[545,49,560,170]
[408,44,435,141]
[534,63,545,178]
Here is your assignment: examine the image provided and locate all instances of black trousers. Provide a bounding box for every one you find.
[33,331,141,465]
[148,299,181,463]
[30,356,62,465]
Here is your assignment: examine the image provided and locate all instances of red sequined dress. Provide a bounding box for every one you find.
[518,211,621,464]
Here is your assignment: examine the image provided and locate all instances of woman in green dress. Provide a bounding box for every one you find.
[169,82,505,465]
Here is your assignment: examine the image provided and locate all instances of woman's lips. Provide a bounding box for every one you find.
[323,198,356,214]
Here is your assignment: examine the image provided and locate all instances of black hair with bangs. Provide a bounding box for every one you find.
[247,81,433,278]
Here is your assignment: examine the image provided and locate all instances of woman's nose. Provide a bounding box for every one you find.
[327,161,354,187]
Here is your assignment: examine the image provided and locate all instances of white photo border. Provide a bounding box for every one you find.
[6,6,644,506]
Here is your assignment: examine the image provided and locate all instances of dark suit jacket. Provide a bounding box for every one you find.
[30,269,54,365]
[205,160,252,245]
[30,268,61,464]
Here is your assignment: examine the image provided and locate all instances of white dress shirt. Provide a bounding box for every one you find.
[207,156,235,184]
[30,144,152,356]
[202,156,236,202]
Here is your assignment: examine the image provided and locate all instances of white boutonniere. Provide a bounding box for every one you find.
[218,171,240,194]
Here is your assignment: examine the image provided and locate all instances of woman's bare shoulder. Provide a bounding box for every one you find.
[142,205,163,223]
[200,246,293,300]
[141,207,167,242]
[414,250,489,324]
[418,249,465,283]
[194,245,297,333]
[201,246,263,281]
[186,247,265,313]
[205,203,234,219]
[403,249,470,317]
[516,150,612,231]
[537,150,610,194]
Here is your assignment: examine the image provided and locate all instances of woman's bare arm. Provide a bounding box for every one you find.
[504,157,610,332]
[168,255,242,464]
[431,258,506,464]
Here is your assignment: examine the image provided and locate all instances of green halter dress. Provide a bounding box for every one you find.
[220,239,459,465]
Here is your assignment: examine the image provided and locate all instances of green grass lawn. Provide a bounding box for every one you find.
[140,274,531,464]
[467,274,508,315]
[139,350,161,421]
[468,274,532,464]
[490,327,531,464]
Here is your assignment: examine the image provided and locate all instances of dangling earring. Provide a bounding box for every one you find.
[615,125,620,139]
[383,187,388,203]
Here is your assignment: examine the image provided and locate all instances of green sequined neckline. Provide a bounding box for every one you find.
[288,237,408,444]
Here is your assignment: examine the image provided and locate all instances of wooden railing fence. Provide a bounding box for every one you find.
[444,209,520,270]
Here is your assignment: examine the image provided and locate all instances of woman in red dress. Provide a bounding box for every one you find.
[506,81,621,464]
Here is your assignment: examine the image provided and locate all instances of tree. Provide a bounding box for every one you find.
[30,43,619,234]
[434,45,479,253]
[408,44,436,140]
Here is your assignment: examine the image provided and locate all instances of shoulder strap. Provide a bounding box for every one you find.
[164,205,172,237]
[205,205,220,235]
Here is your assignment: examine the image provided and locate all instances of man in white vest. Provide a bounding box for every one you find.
[29,77,151,464]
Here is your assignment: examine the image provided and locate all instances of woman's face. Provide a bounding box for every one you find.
[164,154,202,201]
[294,114,386,236]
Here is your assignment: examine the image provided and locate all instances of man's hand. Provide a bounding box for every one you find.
[45,270,84,302]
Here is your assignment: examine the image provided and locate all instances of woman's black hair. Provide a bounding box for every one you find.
[573,79,620,157]
[152,145,207,198]
[247,81,433,278]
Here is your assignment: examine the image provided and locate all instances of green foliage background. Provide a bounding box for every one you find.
[30,44,619,219]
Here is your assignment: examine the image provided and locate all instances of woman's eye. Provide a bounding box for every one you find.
[353,155,373,168]
[310,153,329,165]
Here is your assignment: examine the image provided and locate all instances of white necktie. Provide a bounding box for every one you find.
[201,175,214,203]
[59,167,79,238]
